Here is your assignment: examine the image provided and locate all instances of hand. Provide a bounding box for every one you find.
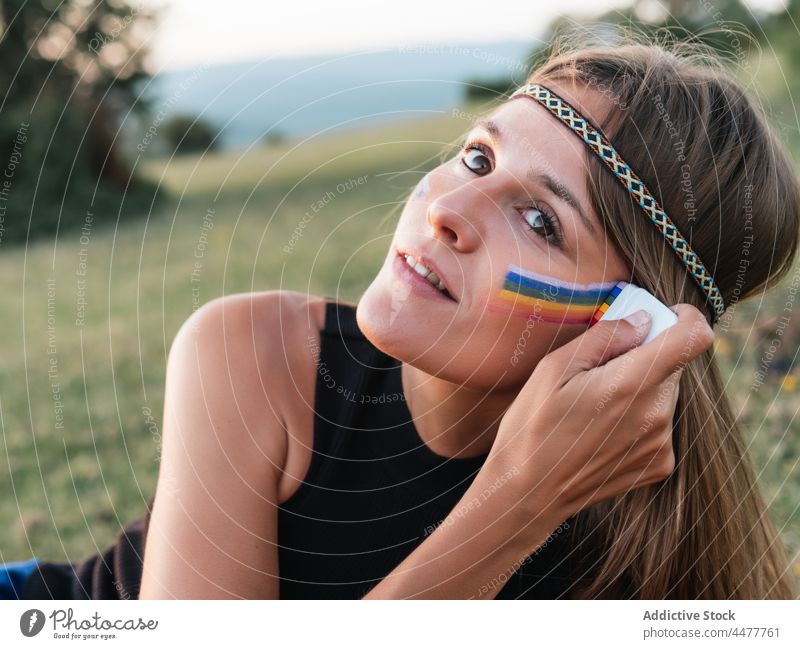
[485,304,714,524]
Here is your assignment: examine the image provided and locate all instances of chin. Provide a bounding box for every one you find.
[356,274,423,361]
[356,273,445,360]
[357,278,504,389]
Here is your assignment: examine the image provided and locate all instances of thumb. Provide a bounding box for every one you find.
[546,309,653,385]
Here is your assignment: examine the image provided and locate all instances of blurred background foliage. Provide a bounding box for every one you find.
[0,0,166,246]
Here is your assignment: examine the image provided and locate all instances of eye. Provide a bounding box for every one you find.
[460,137,565,248]
[521,203,563,246]
[461,141,492,175]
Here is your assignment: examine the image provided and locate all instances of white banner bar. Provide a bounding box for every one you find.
[2,600,798,647]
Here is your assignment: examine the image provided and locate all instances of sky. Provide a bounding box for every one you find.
[139,0,790,72]
[139,0,632,71]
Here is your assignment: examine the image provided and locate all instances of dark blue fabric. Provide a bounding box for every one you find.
[0,558,40,599]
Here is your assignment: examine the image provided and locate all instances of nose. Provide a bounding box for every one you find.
[426,185,485,252]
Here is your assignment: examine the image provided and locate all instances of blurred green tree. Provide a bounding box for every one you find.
[160,114,218,155]
[261,128,286,147]
[0,0,165,247]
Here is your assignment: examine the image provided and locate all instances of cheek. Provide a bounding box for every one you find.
[487,263,616,326]
[419,163,461,197]
[479,302,598,385]
[411,173,431,200]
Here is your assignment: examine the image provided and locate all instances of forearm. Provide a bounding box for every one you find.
[362,459,568,599]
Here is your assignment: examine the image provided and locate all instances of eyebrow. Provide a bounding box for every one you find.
[473,118,596,235]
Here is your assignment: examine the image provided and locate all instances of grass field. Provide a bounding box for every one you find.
[1,97,799,586]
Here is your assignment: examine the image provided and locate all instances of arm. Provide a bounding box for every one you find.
[139,292,293,599]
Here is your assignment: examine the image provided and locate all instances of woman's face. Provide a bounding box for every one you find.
[357,82,631,391]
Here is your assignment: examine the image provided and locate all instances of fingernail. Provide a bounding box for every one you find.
[623,309,652,335]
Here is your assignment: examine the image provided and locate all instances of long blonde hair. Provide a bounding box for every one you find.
[524,31,799,598]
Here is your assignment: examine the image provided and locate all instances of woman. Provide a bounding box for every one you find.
[7,35,799,599]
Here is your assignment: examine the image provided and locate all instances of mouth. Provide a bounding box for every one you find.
[394,249,458,302]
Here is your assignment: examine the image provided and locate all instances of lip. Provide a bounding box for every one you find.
[393,249,458,303]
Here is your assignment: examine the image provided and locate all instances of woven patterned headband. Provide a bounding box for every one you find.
[509,82,725,324]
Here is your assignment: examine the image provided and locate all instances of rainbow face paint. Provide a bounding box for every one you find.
[488,263,617,324]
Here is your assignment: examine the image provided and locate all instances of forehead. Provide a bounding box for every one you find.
[477,82,611,193]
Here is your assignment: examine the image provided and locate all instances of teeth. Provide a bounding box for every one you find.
[403,254,449,295]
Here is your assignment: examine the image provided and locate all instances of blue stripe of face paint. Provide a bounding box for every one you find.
[505,268,613,303]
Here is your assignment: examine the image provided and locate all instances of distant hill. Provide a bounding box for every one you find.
[140,41,535,150]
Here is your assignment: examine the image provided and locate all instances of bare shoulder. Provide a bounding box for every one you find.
[171,289,327,502]
[142,290,327,598]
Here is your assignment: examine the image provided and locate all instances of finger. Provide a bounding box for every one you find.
[601,303,713,391]
[544,309,653,385]
[667,368,682,412]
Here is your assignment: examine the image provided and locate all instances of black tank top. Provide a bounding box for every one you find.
[277,298,577,599]
[20,297,577,599]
